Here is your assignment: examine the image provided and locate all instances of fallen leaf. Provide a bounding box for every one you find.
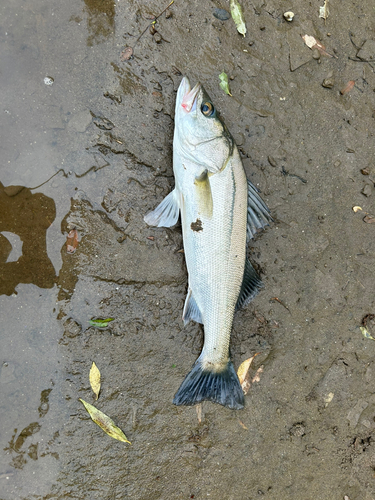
[66,229,79,254]
[237,353,259,395]
[218,72,232,96]
[363,215,375,223]
[340,80,355,95]
[319,0,329,21]
[252,366,264,383]
[360,326,375,341]
[79,399,131,443]
[120,47,133,61]
[238,419,248,430]
[196,403,202,423]
[230,0,246,37]
[352,206,362,212]
[89,362,101,400]
[89,318,114,328]
[302,35,334,58]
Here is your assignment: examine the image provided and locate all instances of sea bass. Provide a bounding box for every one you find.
[144,77,272,409]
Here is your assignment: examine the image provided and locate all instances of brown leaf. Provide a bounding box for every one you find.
[120,47,133,61]
[340,80,355,95]
[238,419,248,430]
[363,215,375,223]
[252,366,264,383]
[66,229,79,254]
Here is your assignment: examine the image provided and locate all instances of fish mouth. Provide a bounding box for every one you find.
[179,77,200,113]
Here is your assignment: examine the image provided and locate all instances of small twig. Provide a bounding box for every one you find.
[270,297,291,313]
[130,0,174,48]
[281,166,307,184]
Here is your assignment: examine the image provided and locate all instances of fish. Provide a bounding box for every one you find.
[144,77,272,409]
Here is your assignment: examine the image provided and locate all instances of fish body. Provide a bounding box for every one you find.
[144,77,272,409]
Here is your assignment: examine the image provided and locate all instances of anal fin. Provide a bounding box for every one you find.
[236,259,263,310]
[144,189,179,227]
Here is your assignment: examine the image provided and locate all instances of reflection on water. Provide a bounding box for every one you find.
[0,183,56,296]
[84,0,116,46]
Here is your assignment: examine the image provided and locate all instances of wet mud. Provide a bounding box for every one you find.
[1,0,375,499]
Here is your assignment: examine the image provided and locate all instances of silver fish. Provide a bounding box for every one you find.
[144,77,272,409]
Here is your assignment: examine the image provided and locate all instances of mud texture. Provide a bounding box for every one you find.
[1,0,375,499]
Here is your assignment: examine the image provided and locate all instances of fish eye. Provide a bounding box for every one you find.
[201,102,215,117]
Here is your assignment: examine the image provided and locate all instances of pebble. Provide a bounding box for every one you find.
[322,78,334,88]
[361,184,372,197]
[312,48,320,60]
[154,32,162,44]
[213,8,230,21]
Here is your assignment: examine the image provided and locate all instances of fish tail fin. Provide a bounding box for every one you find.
[173,359,244,410]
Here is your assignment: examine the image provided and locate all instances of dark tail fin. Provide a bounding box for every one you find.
[173,360,244,410]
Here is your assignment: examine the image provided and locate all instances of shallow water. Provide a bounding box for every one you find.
[1,0,375,499]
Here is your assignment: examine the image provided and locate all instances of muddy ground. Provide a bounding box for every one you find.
[1,0,375,499]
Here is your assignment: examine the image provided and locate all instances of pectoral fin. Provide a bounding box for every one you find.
[144,189,180,227]
[182,288,203,325]
[247,180,273,241]
[194,170,213,219]
[236,259,263,310]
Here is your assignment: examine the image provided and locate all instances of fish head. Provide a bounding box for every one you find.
[174,77,234,173]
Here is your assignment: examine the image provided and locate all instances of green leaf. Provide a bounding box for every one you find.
[219,72,232,96]
[79,399,131,444]
[230,0,246,37]
[89,318,114,328]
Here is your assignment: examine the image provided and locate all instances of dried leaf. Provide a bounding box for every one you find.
[230,0,246,37]
[319,0,329,21]
[238,419,248,430]
[66,229,79,254]
[302,35,334,58]
[79,399,131,443]
[340,80,355,95]
[120,47,133,61]
[360,326,375,341]
[352,206,362,213]
[218,72,232,96]
[363,215,375,224]
[89,362,101,400]
[251,366,264,383]
[237,353,259,394]
[89,318,114,328]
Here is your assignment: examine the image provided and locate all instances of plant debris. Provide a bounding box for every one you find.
[363,215,375,223]
[352,206,362,212]
[89,362,101,400]
[360,326,375,341]
[79,399,131,443]
[230,0,246,37]
[89,318,115,328]
[283,11,294,22]
[66,229,79,254]
[219,72,232,96]
[237,353,259,394]
[319,0,329,21]
[302,35,335,58]
[340,80,355,95]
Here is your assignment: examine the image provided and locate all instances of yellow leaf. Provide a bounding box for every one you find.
[79,399,131,444]
[237,353,259,384]
[89,362,101,400]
